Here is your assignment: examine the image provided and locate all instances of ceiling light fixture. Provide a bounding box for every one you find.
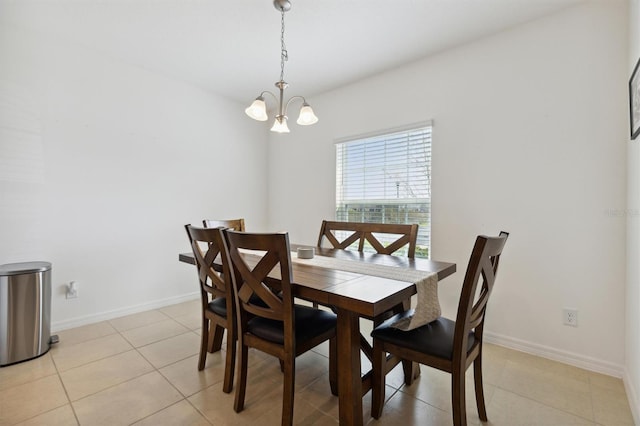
[245,0,318,133]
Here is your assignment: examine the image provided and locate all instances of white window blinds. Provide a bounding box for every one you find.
[335,123,432,257]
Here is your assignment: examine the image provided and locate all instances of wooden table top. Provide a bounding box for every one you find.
[179,244,456,318]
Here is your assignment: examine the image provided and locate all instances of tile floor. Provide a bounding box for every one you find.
[0,300,635,425]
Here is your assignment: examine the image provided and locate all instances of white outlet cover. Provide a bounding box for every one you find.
[563,308,578,327]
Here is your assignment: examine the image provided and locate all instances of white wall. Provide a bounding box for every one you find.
[268,1,628,373]
[0,24,269,329]
[0,0,631,397]
[627,0,640,421]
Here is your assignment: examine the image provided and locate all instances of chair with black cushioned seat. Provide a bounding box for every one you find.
[203,218,245,231]
[184,224,236,393]
[224,230,337,426]
[370,232,509,426]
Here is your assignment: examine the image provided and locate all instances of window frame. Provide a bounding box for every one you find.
[334,121,432,258]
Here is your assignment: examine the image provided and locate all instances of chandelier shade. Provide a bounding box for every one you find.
[245,97,268,121]
[270,116,290,133]
[245,0,318,133]
[296,103,319,125]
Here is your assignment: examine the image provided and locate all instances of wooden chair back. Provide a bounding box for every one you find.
[203,218,246,231]
[317,220,418,257]
[185,225,234,315]
[454,231,509,361]
[224,230,295,349]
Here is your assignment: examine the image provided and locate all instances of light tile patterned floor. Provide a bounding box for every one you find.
[0,300,634,425]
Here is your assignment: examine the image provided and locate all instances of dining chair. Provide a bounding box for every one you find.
[317,220,418,257]
[224,230,338,426]
[203,218,246,231]
[370,231,509,426]
[316,220,420,381]
[184,224,237,393]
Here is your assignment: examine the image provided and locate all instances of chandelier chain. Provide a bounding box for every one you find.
[280,7,288,82]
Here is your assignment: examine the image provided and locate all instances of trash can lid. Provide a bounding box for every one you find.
[0,261,52,276]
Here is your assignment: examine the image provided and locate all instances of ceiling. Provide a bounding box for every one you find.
[0,0,582,104]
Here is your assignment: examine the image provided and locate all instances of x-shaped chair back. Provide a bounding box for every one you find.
[225,230,295,346]
[185,225,232,307]
[454,231,509,361]
[317,220,418,257]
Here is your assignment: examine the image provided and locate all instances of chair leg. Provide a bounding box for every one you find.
[402,360,421,386]
[329,336,338,396]
[371,339,386,419]
[473,355,488,421]
[393,299,419,386]
[210,324,225,352]
[198,318,209,371]
[222,326,236,394]
[451,369,467,426]
[234,343,249,413]
[281,355,295,426]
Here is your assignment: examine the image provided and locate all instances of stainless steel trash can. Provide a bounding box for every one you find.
[0,262,52,366]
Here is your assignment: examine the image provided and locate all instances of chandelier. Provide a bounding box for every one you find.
[245,0,318,133]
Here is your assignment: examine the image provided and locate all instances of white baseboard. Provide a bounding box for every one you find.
[623,367,640,426]
[484,331,625,378]
[51,292,200,332]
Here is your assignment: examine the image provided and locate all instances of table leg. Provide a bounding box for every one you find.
[336,307,364,426]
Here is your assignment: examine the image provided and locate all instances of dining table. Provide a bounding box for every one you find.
[179,243,456,425]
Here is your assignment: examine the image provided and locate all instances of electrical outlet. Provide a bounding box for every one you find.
[563,308,578,327]
[66,281,78,299]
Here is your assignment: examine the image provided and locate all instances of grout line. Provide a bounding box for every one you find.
[489,383,596,423]
[48,350,82,426]
[393,363,598,424]
[122,318,203,425]
[61,351,155,403]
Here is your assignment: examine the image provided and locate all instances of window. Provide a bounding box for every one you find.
[335,122,432,257]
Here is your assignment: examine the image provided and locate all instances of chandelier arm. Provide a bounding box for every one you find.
[283,95,307,115]
[260,90,279,104]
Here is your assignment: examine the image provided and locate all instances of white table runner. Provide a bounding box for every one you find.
[291,252,440,330]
